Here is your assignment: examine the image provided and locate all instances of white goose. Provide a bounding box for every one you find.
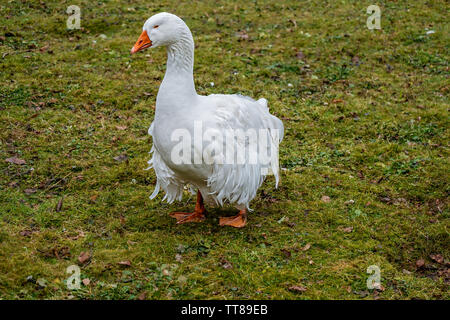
[131,12,283,227]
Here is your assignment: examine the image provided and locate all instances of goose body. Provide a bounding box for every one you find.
[131,13,283,227]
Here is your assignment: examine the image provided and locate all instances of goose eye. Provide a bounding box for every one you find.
[153,25,159,29]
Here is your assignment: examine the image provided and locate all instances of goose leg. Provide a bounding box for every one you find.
[169,191,206,224]
[219,209,247,228]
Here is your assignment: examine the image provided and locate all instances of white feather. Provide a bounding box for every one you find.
[141,13,284,211]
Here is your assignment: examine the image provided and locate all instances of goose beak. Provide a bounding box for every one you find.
[131,30,152,54]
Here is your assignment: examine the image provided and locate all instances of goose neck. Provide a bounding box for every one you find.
[159,33,196,99]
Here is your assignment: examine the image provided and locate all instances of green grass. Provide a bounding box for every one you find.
[0,0,448,300]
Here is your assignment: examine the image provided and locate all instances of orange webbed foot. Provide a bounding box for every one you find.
[169,211,206,224]
[219,209,247,228]
[170,191,206,225]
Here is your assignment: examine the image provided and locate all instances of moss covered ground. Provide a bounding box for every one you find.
[0,0,448,299]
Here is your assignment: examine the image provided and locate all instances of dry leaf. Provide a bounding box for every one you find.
[40,44,49,52]
[302,243,311,251]
[341,226,353,233]
[24,188,36,195]
[113,154,128,162]
[430,254,444,264]
[289,285,307,293]
[137,291,146,300]
[321,195,331,203]
[416,258,425,268]
[118,260,132,267]
[220,258,233,269]
[20,229,34,237]
[5,156,26,165]
[78,251,91,264]
[281,249,292,258]
[235,30,249,41]
[55,197,63,212]
[375,284,385,291]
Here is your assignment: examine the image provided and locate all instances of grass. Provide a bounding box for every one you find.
[0,0,448,300]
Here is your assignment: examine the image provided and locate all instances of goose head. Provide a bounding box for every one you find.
[131,12,187,54]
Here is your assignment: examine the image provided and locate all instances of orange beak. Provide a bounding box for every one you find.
[131,30,152,54]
